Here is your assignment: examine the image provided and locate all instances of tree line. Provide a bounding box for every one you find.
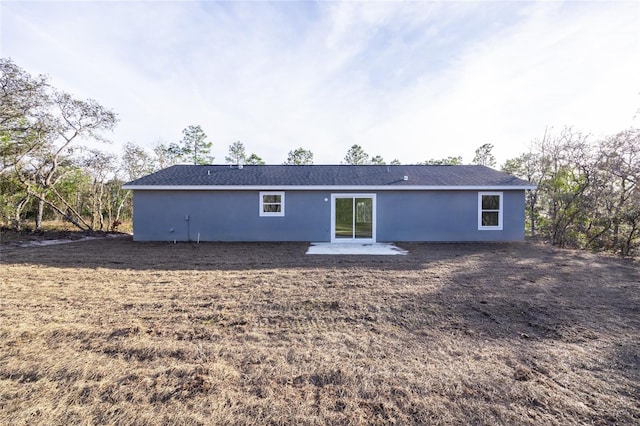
[0,59,317,232]
[502,127,639,255]
[1,59,638,255]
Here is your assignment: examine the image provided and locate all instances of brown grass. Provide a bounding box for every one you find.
[0,239,638,425]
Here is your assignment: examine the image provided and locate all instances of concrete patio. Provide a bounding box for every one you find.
[306,242,408,255]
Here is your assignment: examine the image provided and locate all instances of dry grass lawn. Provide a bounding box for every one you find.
[0,237,638,425]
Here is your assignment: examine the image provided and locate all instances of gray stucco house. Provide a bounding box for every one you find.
[122,164,535,242]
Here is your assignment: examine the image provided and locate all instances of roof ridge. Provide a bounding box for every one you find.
[123,164,535,189]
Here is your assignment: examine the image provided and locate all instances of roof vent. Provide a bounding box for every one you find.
[403,175,409,181]
[207,170,210,175]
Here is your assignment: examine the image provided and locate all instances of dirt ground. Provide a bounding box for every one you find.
[0,227,125,246]
[0,237,638,425]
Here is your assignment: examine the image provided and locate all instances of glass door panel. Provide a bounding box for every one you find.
[334,197,354,239]
[354,198,373,239]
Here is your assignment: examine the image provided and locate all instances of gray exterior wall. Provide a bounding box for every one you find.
[131,189,526,242]
[375,190,525,242]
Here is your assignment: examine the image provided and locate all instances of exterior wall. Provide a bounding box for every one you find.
[132,190,331,242]
[131,189,526,242]
[376,190,525,242]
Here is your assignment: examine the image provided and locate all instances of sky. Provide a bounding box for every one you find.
[1,0,639,165]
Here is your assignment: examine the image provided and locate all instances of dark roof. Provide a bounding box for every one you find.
[123,165,534,189]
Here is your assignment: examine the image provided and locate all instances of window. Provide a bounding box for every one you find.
[259,192,285,217]
[478,192,503,230]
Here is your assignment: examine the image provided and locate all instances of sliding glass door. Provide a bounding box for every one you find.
[332,194,376,242]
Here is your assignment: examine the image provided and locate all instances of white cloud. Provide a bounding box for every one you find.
[1,1,638,165]
[357,1,640,163]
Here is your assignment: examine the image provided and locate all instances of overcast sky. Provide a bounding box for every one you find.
[1,1,639,165]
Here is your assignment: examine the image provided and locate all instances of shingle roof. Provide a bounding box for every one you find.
[123,164,534,189]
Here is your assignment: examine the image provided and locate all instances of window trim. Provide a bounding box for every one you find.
[330,193,377,243]
[478,192,503,230]
[259,191,285,217]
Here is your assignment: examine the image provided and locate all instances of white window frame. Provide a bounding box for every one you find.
[330,193,377,243]
[478,192,503,230]
[259,191,285,217]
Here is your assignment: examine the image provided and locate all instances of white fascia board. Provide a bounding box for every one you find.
[122,184,538,191]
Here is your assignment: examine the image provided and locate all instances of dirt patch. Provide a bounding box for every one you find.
[0,227,129,247]
[0,239,638,425]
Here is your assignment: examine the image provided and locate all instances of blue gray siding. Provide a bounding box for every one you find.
[375,190,525,241]
[132,191,329,242]
[132,190,525,242]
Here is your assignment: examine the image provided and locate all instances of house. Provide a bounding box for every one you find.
[122,164,536,242]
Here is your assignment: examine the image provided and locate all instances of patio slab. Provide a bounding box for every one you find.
[306,242,408,255]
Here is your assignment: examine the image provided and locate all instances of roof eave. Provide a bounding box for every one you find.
[122,184,538,191]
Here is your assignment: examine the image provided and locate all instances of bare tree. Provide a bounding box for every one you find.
[594,129,640,253]
[152,140,180,170]
[2,64,119,231]
[82,149,116,231]
[0,58,50,176]
[122,142,155,181]
[537,128,593,247]
[24,92,116,230]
